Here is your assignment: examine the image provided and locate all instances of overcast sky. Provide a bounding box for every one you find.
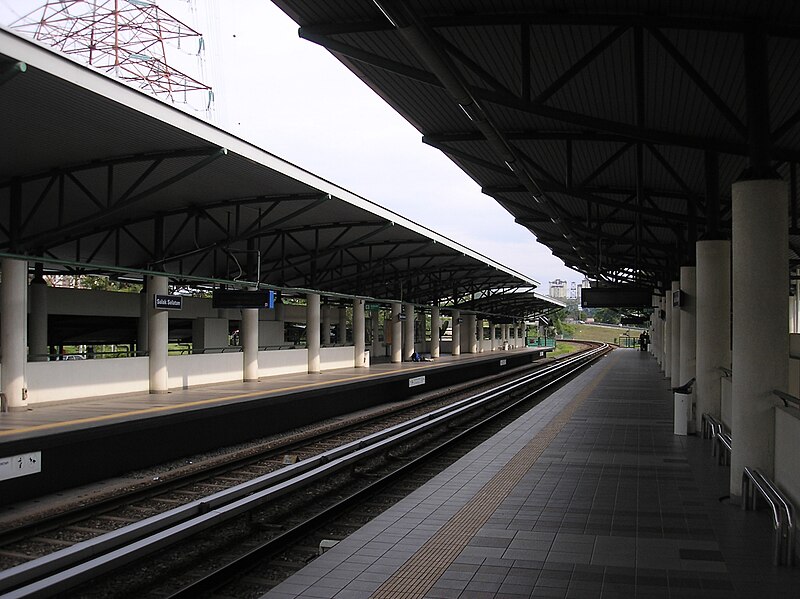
[1,0,583,290]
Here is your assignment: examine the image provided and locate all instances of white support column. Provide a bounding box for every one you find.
[29,275,48,362]
[242,291,259,382]
[307,293,320,374]
[731,179,788,493]
[321,304,331,346]
[679,266,696,388]
[491,323,497,350]
[138,288,148,356]
[466,313,477,353]
[147,274,169,394]
[403,302,415,361]
[274,300,285,344]
[371,311,381,357]
[391,303,402,363]
[431,306,440,358]
[670,280,681,387]
[451,310,461,355]
[477,318,485,352]
[338,306,348,345]
[696,240,731,432]
[651,294,660,364]
[1,259,28,410]
[354,298,366,367]
[664,293,672,377]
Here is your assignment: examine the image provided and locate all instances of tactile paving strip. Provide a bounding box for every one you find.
[370,352,620,598]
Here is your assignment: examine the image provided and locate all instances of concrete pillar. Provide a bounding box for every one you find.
[306,293,320,373]
[1,259,27,410]
[431,306,440,358]
[466,313,477,353]
[679,266,696,388]
[242,293,259,382]
[650,294,660,364]
[147,274,169,394]
[354,298,366,367]
[491,323,497,350]
[670,280,681,387]
[451,310,461,355]
[791,267,799,333]
[731,179,788,493]
[477,318,485,352]
[29,275,48,362]
[338,306,347,345]
[403,302,415,360]
[138,288,148,356]
[696,240,731,432]
[664,293,672,377]
[391,302,402,363]
[321,304,331,346]
[274,300,285,344]
[371,311,381,357]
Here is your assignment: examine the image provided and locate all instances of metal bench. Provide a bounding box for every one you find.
[741,467,796,566]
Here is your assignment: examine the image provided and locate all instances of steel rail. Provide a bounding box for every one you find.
[0,348,580,546]
[0,345,609,597]
[166,345,608,598]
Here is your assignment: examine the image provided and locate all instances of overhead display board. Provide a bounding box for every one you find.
[212,289,275,309]
[581,287,653,308]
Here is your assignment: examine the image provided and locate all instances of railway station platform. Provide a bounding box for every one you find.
[0,347,549,506]
[266,350,800,599]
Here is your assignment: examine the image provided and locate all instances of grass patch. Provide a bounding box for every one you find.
[569,323,644,346]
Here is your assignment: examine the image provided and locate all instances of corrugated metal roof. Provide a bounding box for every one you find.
[0,28,556,318]
[273,0,800,285]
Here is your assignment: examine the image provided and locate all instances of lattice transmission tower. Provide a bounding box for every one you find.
[11,0,213,110]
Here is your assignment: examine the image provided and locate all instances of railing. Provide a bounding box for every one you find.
[742,467,796,566]
[617,336,638,348]
[527,337,556,348]
[774,389,800,409]
[30,349,142,361]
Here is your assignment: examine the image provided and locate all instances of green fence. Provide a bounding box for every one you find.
[527,337,556,348]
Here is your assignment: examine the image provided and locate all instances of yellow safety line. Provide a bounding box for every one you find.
[370,351,619,598]
[0,362,441,438]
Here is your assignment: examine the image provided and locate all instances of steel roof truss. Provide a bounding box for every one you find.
[646,26,747,137]
[535,25,629,105]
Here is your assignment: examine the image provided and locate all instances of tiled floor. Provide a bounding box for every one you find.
[266,350,800,598]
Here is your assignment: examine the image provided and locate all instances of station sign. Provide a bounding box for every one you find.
[154,294,183,310]
[398,312,407,321]
[672,289,683,308]
[408,375,426,388]
[365,303,381,311]
[212,289,275,309]
[0,451,41,481]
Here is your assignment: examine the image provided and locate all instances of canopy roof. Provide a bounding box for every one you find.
[273,0,800,287]
[0,28,560,319]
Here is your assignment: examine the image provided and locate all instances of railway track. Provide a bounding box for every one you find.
[0,343,609,598]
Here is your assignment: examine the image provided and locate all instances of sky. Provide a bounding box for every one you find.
[0,0,583,291]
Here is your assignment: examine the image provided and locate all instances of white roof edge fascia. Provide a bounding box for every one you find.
[0,28,540,289]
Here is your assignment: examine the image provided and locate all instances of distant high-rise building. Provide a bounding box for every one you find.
[549,279,567,299]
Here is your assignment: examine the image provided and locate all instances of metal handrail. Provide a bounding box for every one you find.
[757,471,796,566]
[774,389,800,409]
[742,467,783,565]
